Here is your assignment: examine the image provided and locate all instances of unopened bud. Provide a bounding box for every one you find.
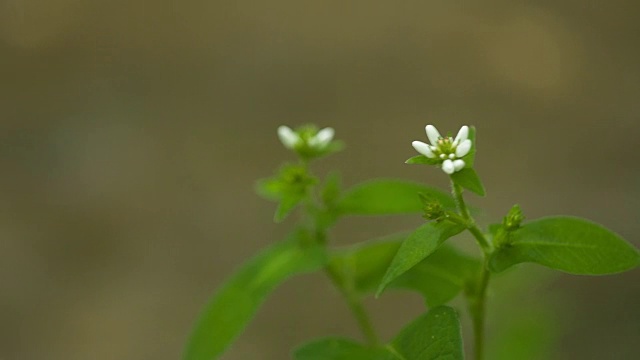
[503,205,524,230]
[419,193,445,221]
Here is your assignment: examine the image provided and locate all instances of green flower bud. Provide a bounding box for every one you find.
[503,204,524,231]
[419,193,445,221]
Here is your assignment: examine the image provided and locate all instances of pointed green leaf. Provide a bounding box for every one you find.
[330,237,479,307]
[450,168,485,196]
[390,245,480,307]
[337,179,456,216]
[294,338,396,360]
[388,306,464,360]
[184,232,326,360]
[489,216,640,274]
[377,221,465,296]
[462,126,477,168]
[274,193,304,222]
[405,155,440,165]
[255,177,285,201]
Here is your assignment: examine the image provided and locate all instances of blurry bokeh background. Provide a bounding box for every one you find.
[1,0,639,359]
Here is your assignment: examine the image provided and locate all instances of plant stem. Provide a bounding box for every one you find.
[470,261,490,360]
[451,183,491,251]
[324,265,380,346]
[451,181,492,360]
[301,178,380,346]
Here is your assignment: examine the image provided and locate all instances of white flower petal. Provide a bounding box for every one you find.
[412,141,436,158]
[453,159,465,172]
[277,126,300,149]
[442,159,455,174]
[454,125,469,144]
[309,127,335,148]
[425,125,441,145]
[455,139,472,157]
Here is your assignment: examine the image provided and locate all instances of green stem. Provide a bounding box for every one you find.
[451,183,491,251]
[325,265,380,346]
[451,181,492,360]
[469,261,490,360]
[301,176,379,346]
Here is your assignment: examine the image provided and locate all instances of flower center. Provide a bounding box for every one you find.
[434,137,458,159]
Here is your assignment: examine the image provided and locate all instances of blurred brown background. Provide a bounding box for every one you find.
[1,0,639,359]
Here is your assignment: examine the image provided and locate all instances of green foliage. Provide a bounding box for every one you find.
[390,245,480,307]
[388,306,464,360]
[330,237,480,307]
[183,230,326,360]
[255,164,318,222]
[377,221,465,296]
[294,338,392,360]
[405,154,440,165]
[489,216,640,274]
[450,168,485,196]
[188,123,640,360]
[461,126,477,168]
[294,306,463,360]
[336,179,456,215]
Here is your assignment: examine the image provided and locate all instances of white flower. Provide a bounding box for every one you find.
[412,125,472,174]
[277,125,335,150]
[278,126,301,149]
[308,127,335,148]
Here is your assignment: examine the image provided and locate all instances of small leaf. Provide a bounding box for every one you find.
[184,232,326,360]
[293,338,395,360]
[255,177,284,201]
[257,164,317,222]
[377,221,465,296]
[489,216,640,274]
[450,168,485,196]
[388,306,464,360]
[461,126,477,168]
[274,193,304,222]
[405,155,440,165]
[337,179,456,216]
[330,237,479,307]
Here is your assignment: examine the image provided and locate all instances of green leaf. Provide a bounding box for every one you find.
[330,234,408,293]
[390,245,480,307]
[450,168,485,196]
[256,164,317,222]
[255,177,285,201]
[405,155,440,165]
[462,126,477,168]
[274,192,304,222]
[489,216,640,274]
[388,306,464,360]
[294,307,464,360]
[184,232,326,360]
[330,237,479,307]
[294,338,395,360]
[377,221,465,296]
[337,179,456,216]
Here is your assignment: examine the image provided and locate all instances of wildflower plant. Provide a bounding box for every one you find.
[184,124,639,360]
